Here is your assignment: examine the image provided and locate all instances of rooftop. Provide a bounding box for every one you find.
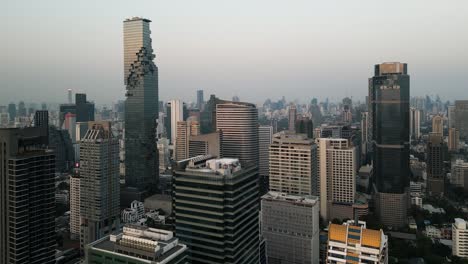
[124,17,151,23]
[262,191,319,206]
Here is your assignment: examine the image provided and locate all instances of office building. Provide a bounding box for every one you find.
[158,137,171,172]
[70,172,81,240]
[80,122,120,248]
[451,159,468,191]
[123,17,159,194]
[426,133,444,195]
[261,192,320,264]
[455,100,468,141]
[17,101,26,117]
[453,218,468,259]
[316,138,357,221]
[85,225,188,264]
[295,116,314,138]
[361,112,369,156]
[269,131,318,196]
[59,93,94,132]
[169,100,185,145]
[0,126,55,264]
[320,125,353,140]
[326,221,388,264]
[173,156,260,263]
[34,110,49,128]
[188,131,222,158]
[449,127,460,152]
[259,125,273,193]
[197,89,204,111]
[48,126,74,172]
[216,102,258,165]
[369,62,410,228]
[121,200,145,223]
[432,115,443,136]
[175,119,200,161]
[448,105,456,129]
[8,102,16,122]
[410,107,421,141]
[68,88,73,104]
[288,104,297,131]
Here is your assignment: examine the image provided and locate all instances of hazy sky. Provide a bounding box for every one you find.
[2,0,468,106]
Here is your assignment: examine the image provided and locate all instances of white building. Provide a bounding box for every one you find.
[327,220,388,264]
[410,107,421,141]
[169,99,184,146]
[121,200,145,223]
[424,225,442,239]
[453,218,468,258]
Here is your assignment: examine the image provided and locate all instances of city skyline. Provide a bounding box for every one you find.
[3,1,468,105]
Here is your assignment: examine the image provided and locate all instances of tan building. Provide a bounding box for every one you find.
[432,115,443,136]
[188,131,222,158]
[448,127,460,152]
[426,133,444,195]
[175,120,200,161]
[70,174,81,240]
[269,131,318,196]
[453,218,468,259]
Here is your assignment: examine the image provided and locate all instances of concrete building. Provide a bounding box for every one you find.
[173,156,260,263]
[369,62,410,228]
[426,133,444,195]
[175,120,200,161]
[451,159,468,191]
[432,115,443,136]
[453,218,468,259]
[410,107,421,141]
[259,125,273,194]
[449,127,460,152]
[0,126,55,264]
[295,116,314,139]
[261,192,320,264]
[121,200,145,223]
[216,102,258,166]
[326,221,388,264]
[317,138,357,221]
[70,173,81,240]
[448,105,456,129]
[197,89,204,111]
[269,131,318,196]
[169,100,184,146]
[289,104,297,131]
[455,100,468,140]
[188,131,222,158]
[124,17,159,195]
[85,225,188,264]
[80,122,120,249]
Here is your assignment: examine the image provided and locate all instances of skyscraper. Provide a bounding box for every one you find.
[426,133,444,195]
[80,122,120,248]
[70,171,81,240]
[169,99,185,145]
[369,62,410,228]
[261,192,320,264]
[175,119,200,161]
[410,107,421,141]
[188,131,222,158]
[7,102,16,122]
[173,156,260,263]
[432,115,443,136]
[448,127,460,152]
[455,100,468,140]
[123,17,159,193]
[216,102,258,165]
[269,131,318,196]
[0,126,55,264]
[17,101,26,117]
[288,104,297,131]
[295,116,314,138]
[258,125,273,194]
[448,105,456,129]
[196,89,204,111]
[68,88,73,104]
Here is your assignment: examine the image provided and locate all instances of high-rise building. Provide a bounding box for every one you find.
[197,89,204,111]
[269,131,318,196]
[326,221,388,264]
[216,102,258,165]
[8,102,16,122]
[188,131,222,158]
[455,100,468,141]
[410,107,421,141]
[361,112,369,158]
[59,93,94,131]
[453,218,468,259]
[175,120,200,161]
[317,138,357,221]
[261,192,320,264]
[449,128,460,152]
[68,88,73,104]
[450,159,468,191]
[173,156,260,263]
[369,62,410,228]
[259,125,273,194]
[70,172,81,240]
[17,101,27,117]
[169,99,185,146]
[0,126,55,264]
[288,104,297,131]
[80,122,120,248]
[432,115,443,136]
[448,105,456,129]
[85,225,188,264]
[426,133,444,195]
[123,17,159,194]
[295,116,314,138]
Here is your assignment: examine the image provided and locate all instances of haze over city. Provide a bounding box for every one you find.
[2,0,468,105]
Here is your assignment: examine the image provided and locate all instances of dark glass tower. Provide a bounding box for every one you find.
[123,17,158,194]
[369,62,410,228]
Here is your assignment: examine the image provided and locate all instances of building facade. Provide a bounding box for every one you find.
[455,100,468,140]
[70,173,81,240]
[259,125,273,194]
[426,133,444,195]
[410,107,421,141]
[453,218,468,259]
[173,156,260,263]
[188,131,222,158]
[261,192,320,264]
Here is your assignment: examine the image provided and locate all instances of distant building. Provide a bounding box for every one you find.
[432,115,443,136]
[169,99,185,145]
[426,133,444,195]
[175,120,199,161]
[295,116,314,138]
[269,131,318,196]
[121,200,145,223]
[410,107,421,141]
[188,131,222,158]
[197,89,204,111]
[326,221,388,264]
[80,122,120,249]
[258,125,273,194]
[451,159,468,191]
[261,192,320,264]
[455,100,468,140]
[173,156,260,263]
[453,218,468,258]
[448,127,460,152]
[289,104,297,131]
[85,225,188,264]
[70,173,81,240]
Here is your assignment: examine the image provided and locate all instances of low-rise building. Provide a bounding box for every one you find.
[121,200,145,223]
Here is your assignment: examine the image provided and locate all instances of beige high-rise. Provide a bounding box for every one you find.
[432,115,443,136]
[175,120,200,161]
[269,131,318,196]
